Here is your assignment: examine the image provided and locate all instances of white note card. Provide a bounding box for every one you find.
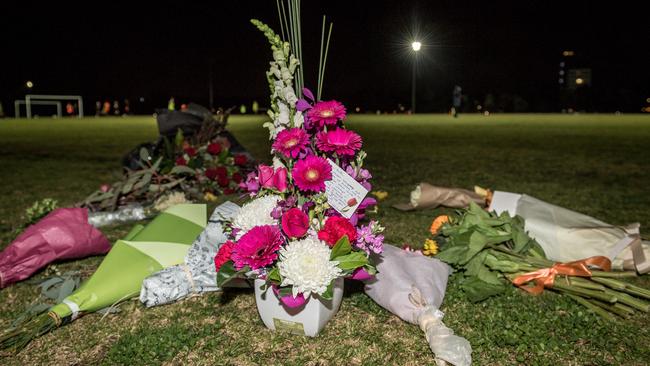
[324,159,369,218]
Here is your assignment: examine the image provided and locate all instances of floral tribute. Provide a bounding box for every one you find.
[215,21,384,303]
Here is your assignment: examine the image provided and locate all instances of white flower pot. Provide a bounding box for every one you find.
[254,278,344,337]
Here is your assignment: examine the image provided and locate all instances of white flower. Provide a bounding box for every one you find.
[293,111,304,128]
[278,236,342,297]
[283,86,298,105]
[153,192,188,212]
[272,156,286,170]
[276,102,290,126]
[232,195,280,238]
[410,184,422,208]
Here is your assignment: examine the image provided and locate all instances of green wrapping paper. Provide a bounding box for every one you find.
[0,204,206,352]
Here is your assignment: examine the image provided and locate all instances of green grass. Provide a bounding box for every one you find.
[1,114,649,365]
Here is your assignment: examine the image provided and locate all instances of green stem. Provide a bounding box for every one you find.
[563,276,607,292]
[590,270,638,279]
[553,282,617,303]
[589,298,630,318]
[602,288,650,312]
[566,294,616,322]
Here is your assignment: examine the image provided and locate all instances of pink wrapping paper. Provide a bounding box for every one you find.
[0,208,111,288]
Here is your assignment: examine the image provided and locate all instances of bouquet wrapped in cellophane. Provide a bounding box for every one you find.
[214,20,384,305]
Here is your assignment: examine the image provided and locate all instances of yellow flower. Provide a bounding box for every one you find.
[203,192,218,202]
[429,215,450,235]
[422,239,439,256]
[371,190,389,201]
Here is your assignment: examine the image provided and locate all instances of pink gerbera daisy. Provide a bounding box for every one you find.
[316,128,362,156]
[291,155,332,192]
[306,100,346,128]
[272,128,309,158]
[231,225,284,270]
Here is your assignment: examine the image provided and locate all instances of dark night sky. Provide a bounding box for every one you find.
[2,1,648,113]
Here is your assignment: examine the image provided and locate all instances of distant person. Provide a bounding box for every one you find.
[252,100,259,114]
[102,101,111,115]
[452,85,462,118]
[95,101,101,117]
[66,102,75,117]
[113,100,120,115]
[168,97,175,111]
[123,99,130,115]
[239,104,247,114]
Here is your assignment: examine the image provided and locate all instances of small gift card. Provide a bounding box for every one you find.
[324,159,369,218]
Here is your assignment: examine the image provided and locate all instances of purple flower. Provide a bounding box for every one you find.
[355,222,384,254]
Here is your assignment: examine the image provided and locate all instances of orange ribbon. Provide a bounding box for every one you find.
[512,256,612,295]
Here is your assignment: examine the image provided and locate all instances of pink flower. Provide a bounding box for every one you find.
[316,128,362,156]
[241,171,260,193]
[281,208,309,239]
[291,156,332,192]
[214,240,235,271]
[231,225,284,270]
[272,128,309,158]
[258,165,288,192]
[317,216,357,247]
[306,100,346,128]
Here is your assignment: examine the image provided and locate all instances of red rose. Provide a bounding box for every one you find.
[216,166,228,179]
[317,216,357,247]
[214,240,235,271]
[232,172,243,183]
[217,176,230,187]
[223,188,235,195]
[175,157,187,166]
[205,168,218,180]
[184,147,197,157]
[207,142,223,155]
[281,208,310,239]
[234,155,247,166]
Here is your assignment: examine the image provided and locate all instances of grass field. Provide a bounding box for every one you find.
[1,114,649,365]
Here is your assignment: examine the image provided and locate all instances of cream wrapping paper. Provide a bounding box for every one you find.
[393,183,486,211]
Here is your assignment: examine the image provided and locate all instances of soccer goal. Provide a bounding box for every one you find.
[14,100,63,118]
[23,94,84,118]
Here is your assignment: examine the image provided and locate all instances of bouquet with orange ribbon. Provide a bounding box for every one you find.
[433,203,650,321]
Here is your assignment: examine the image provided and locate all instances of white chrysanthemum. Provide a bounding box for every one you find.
[278,236,342,297]
[232,195,280,238]
[410,184,422,208]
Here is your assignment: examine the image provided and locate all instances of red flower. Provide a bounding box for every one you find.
[214,240,235,271]
[217,176,230,187]
[175,157,187,166]
[318,216,357,247]
[223,188,236,195]
[232,172,243,183]
[216,166,228,179]
[234,155,247,166]
[207,142,223,155]
[184,147,197,157]
[205,168,218,180]
[281,208,310,239]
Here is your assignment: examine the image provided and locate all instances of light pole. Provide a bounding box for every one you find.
[411,41,421,113]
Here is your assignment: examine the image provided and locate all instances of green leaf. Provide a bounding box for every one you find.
[321,281,334,300]
[460,231,490,264]
[216,261,248,288]
[139,147,151,162]
[333,251,368,271]
[462,277,506,302]
[277,286,293,298]
[170,165,196,175]
[465,251,488,277]
[330,236,352,260]
[436,245,467,265]
[267,267,281,283]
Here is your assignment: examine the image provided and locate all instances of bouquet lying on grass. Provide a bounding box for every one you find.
[81,128,248,219]
[432,203,650,321]
[215,20,383,304]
